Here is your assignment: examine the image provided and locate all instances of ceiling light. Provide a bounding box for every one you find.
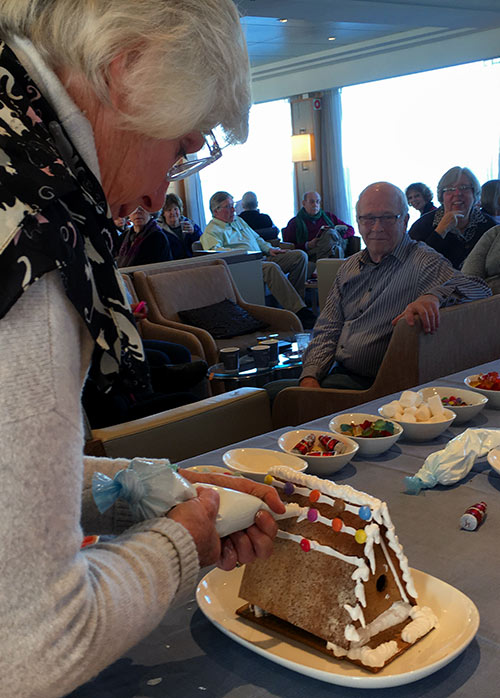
[328,36,336,41]
[279,18,288,23]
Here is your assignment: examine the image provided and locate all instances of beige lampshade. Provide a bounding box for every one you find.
[291,133,314,162]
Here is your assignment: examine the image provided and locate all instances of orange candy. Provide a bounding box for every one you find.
[309,489,320,503]
[332,517,343,532]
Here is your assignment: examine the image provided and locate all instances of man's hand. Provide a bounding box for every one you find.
[307,236,319,249]
[392,294,440,334]
[177,470,285,570]
[268,246,285,256]
[299,376,321,388]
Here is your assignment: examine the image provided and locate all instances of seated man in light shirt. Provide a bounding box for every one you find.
[265,181,492,397]
[201,191,316,328]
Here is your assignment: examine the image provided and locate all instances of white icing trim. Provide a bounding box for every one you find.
[380,537,409,604]
[326,640,399,668]
[401,606,438,643]
[344,603,366,628]
[350,602,412,649]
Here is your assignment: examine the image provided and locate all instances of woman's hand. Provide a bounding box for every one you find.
[166,487,221,567]
[182,220,194,234]
[435,211,465,237]
[177,470,285,570]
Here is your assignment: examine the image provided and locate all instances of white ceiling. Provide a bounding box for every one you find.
[237,0,500,68]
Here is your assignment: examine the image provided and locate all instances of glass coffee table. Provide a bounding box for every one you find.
[209,342,303,388]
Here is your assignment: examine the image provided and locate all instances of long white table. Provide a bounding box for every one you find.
[68,360,500,698]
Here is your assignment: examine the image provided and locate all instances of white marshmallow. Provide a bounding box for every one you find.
[427,394,444,417]
[415,405,432,421]
[382,403,398,418]
[400,391,419,407]
[403,406,417,415]
[401,413,417,423]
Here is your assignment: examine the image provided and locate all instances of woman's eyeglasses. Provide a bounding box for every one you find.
[166,131,222,182]
[442,186,473,194]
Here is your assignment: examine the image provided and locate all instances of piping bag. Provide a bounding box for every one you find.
[405,428,500,495]
[92,458,282,537]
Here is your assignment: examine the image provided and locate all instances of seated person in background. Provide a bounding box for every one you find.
[409,166,496,269]
[405,182,437,216]
[480,179,500,224]
[282,191,355,262]
[238,191,280,241]
[265,182,491,398]
[158,192,202,259]
[462,224,500,294]
[201,191,316,328]
[84,300,208,428]
[116,206,172,267]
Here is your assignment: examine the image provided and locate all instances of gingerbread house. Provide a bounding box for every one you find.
[237,465,436,672]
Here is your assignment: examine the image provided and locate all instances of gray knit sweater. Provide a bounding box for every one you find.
[0,272,200,697]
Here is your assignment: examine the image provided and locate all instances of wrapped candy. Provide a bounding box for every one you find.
[292,433,316,455]
[405,428,500,494]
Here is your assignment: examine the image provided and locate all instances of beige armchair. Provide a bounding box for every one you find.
[131,257,302,367]
[272,294,500,427]
[85,387,272,462]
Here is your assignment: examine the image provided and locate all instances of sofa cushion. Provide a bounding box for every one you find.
[178,298,268,338]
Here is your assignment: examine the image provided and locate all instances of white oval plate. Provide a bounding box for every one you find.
[487,447,500,476]
[196,566,479,689]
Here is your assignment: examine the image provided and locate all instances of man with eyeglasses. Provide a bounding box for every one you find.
[201,191,317,328]
[265,182,491,397]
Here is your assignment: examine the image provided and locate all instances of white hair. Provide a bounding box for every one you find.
[0,0,251,143]
[241,191,258,210]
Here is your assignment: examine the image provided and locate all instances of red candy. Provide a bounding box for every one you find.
[292,433,316,455]
[460,501,487,531]
[318,434,340,452]
[309,489,320,503]
[300,538,311,552]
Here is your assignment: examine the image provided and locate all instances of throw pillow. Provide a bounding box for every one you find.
[178,298,268,339]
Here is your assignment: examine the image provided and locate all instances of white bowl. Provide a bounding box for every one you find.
[184,465,243,477]
[222,448,307,482]
[328,412,403,456]
[464,374,500,409]
[419,386,488,424]
[378,406,456,442]
[277,429,358,475]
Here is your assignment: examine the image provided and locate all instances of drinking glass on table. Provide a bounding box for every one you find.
[295,332,311,357]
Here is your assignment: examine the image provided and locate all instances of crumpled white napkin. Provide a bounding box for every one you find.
[405,428,500,494]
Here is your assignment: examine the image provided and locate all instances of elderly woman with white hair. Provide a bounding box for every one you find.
[409,166,496,268]
[0,2,284,696]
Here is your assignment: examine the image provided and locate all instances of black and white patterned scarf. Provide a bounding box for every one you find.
[0,41,149,393]
[432,205,493,243]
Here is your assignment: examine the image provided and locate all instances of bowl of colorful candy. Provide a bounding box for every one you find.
[419,386,488,424]
[328,413,403,456]
[378,390,456,441]
[464,371,500,409]
[278,429,358,475]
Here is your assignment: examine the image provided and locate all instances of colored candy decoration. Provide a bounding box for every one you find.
[441,396,468,406]
[340,419,395,438]
[469,371,500,391]
[332,517,343,532]
[284,482,295,495]
[460,501,487,531]
[300,538,311,552]
[81,535,99,548]
[355,529,367,544]
[318,434,340,452]
[307,508,318,522]
[309,489,320,503]
[292,433,316,455]
[359,505,372,521]
[264,474,273,485]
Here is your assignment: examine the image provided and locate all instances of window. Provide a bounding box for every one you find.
[199,99,294,229]
[341,59,500,227]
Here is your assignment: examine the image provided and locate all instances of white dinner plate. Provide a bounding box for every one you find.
[487,447,500,475]
[196,566,479,689]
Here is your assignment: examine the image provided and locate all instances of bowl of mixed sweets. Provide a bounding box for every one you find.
[464,371,500,409]
[329,413,402,456]
[419,386,488,424]
[378,390,456,441]
[278,429,358,475]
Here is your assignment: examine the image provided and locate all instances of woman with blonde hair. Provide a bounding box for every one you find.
[0,2,283,695]
[158,192,202,259]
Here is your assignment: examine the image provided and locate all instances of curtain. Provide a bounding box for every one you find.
[183,156,207,229]
[320,88,351,223]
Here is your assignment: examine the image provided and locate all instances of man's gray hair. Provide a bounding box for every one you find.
[209,191,232,213]
[356,182,408,216]
[241,191,258,210]
[437,167,481,204]
[0,0,251,144]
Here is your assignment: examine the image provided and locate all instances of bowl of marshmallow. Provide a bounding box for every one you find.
[378,390,456,441]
